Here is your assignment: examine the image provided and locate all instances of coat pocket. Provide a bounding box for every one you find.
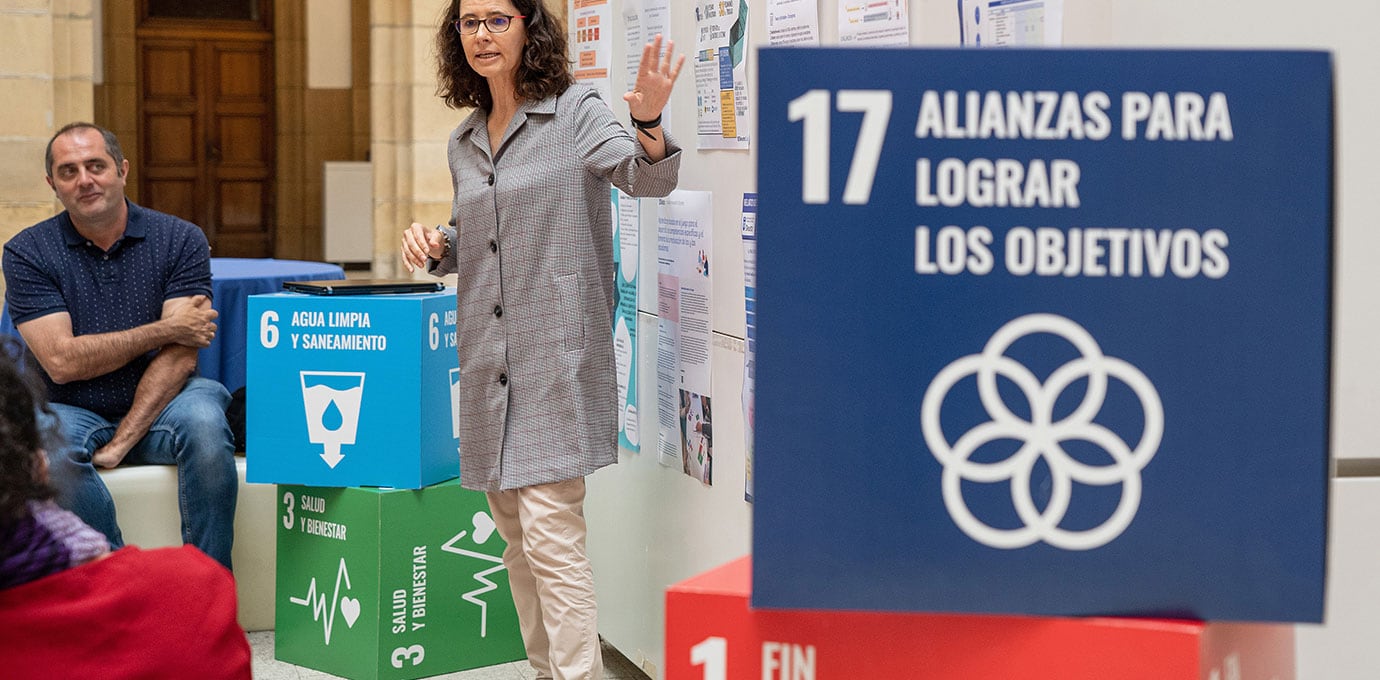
[555,272,584,352]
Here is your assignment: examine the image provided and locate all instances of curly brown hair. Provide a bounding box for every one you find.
[0,339,57,527]
[435,0,574,111]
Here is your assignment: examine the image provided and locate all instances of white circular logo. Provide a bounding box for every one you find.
[920,314,1163,551]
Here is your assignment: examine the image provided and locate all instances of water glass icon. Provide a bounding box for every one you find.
[300,371,366,468]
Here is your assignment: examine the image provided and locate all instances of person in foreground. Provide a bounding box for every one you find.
[400,2,684,678]
[1,122,237,569]
[0,341,250,678]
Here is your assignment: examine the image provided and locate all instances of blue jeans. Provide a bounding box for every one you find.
[42,377,238,570]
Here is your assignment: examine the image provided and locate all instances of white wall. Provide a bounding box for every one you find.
[1060,4,1380,677]
[584,2,1380,677]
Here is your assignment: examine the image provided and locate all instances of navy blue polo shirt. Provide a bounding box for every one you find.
[2,201,212,418]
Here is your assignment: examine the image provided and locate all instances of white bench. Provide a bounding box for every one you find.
[99,458,276,631]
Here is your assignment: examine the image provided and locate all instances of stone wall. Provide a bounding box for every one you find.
[0,0,95,300]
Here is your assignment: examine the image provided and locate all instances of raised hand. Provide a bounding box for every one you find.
[623,34,685,122]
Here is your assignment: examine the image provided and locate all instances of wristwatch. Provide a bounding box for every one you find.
[436,226,452,260]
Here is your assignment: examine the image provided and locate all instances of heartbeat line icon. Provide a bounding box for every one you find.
[442,530,506,638]
[288,557,361,644]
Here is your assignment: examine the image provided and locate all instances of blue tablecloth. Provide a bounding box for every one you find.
[0,258,345,393]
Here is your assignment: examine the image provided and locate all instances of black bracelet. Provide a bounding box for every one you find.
[630,112,662,142]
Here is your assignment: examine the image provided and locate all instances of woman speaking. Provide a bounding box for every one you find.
[400,2,683,678]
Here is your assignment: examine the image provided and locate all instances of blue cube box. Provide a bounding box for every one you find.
[753,48,1331,622]
[247,290,459,488]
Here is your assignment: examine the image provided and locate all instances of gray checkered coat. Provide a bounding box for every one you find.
[430,83,682,491]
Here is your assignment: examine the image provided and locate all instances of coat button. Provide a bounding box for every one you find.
[498,373,508,386]
[487,174,494,186]
[493,305,503,318]
[489,240,497,253]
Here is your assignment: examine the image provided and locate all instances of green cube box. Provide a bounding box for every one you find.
[275,480,525,679]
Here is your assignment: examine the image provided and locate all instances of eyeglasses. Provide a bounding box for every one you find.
[452,15,525,35]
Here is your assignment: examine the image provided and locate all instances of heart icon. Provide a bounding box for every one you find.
[340,597,361,628]
[472,511,497,544]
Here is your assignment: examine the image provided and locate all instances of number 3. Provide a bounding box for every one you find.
[391,644,425,668]
[281,491,295,530]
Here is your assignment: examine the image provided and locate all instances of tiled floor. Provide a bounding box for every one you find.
[249,631,651,680]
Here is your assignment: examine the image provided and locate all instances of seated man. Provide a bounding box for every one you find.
[1,122,236,570]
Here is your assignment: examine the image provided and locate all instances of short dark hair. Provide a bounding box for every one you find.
[45,122,126,178]
[0,339,57,527]
[434,0,574,111]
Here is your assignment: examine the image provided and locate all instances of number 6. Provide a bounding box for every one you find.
[260,310,280,348]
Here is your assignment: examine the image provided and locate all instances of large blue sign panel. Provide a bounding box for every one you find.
[752,49,1331,622]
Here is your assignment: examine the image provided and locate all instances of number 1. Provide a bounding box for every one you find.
[690,636,727,680]
[788,90,831,204]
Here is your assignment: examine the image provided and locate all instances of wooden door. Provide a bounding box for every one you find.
[137,2,274,257]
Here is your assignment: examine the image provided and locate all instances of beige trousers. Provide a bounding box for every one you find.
[487,478,603,680]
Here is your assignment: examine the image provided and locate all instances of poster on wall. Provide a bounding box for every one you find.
[623,0,672,85]
[655,190,715,484]
[741,193,758,502]
[694,0,751,150]
[623,0,673,130]
[837,0,908,45]
[959,0,1064,47]
[767,0,821,46]
[570,0,613,103]
[753,47,1332,622]
[612,188,641,453]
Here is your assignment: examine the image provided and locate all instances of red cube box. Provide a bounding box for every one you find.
[666,557,1295,680]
